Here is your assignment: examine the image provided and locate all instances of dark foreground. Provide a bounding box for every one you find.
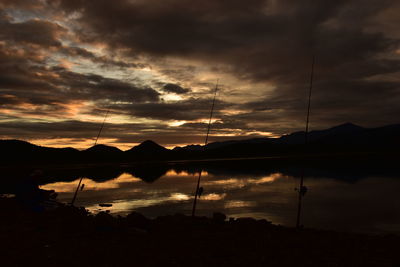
[1,198,398,267]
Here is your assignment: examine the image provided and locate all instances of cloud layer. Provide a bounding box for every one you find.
[1,0,399,148]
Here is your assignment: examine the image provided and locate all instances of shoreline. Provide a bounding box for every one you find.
[1,198,399,266]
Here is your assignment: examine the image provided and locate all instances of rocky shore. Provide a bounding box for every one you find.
[1,197,398,267]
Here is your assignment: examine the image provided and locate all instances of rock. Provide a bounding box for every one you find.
[212,212,226,223]
[99,203,112,207]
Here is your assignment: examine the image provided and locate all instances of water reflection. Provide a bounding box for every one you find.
[37,164,400,234]
[42,173,142,192]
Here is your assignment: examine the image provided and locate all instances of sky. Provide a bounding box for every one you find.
[0,0,399,150]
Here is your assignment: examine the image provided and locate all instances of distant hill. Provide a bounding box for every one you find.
[83,144,124,161]
[278,123,400,147]
[127,140,168,154]
[0,139,80,163]
[1,123,399,165]
[126,140,170,160]
[177,122,400,151]
[278,123,365,145]
[84,144,123,154]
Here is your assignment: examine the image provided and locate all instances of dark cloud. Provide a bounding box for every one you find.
[0,119,165,139]
[59,46,147,69]
[0,18,65,47]
[109,98,230,121]
[53,0,400,122]
[0,44,159,102]
[52,69,161,103]
[0,46,160,120]
[55,0,399,79]
[0,0,44,9]
[161,83,190,94]
[1,0,400,147]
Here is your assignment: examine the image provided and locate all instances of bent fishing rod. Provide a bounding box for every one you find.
[191,79,219,217]
[70,109,110,206]
[295,56,315,229]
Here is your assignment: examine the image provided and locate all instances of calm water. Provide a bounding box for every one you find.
[41,165,400,234]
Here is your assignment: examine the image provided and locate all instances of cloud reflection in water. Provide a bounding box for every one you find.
[40,168,400,234]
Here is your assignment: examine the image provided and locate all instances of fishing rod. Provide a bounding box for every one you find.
[295,56,315,229]
[70,108,110,206]
[191,79,219,217]
[94,109,110,146]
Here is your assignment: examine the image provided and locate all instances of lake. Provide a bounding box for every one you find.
[37,160,400,235]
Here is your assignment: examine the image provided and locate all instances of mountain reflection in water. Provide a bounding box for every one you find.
[39,165,400,235]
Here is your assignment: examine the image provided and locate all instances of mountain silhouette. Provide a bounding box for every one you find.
[126,140,170,160]
[278,122,365,145]
[82,144,124,162]
[173,123,400,158]
[85,144,123,154]
[128,140,168,153]
[0,139,79,163]
[1,123,400,165]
